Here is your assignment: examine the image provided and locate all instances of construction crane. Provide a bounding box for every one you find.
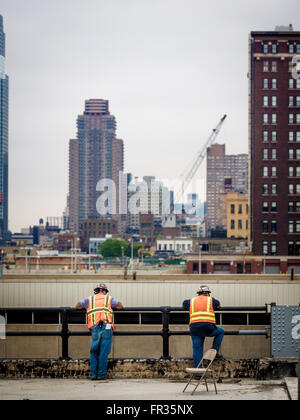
[175,114,227,204]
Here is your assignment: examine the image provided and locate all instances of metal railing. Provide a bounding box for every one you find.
[2,305,270,360]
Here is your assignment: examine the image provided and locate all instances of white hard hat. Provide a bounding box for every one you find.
[94,283,109,293]
[197,285,211,294]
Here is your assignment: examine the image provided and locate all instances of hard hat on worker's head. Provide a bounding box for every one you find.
[94,283,109,294]
[197,285,211,295]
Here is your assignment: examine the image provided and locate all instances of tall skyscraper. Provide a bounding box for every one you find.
[249,26,300,256]
[69,99,124,233]
[0,16,9,242]
[206,143,248,235]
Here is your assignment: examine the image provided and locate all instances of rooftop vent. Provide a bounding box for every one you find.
[275,24,293,31]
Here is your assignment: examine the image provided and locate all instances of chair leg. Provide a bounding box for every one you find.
[213,373,218,394]
[204,378,209,392]
[191,380,201,396]
[183,375,193,393]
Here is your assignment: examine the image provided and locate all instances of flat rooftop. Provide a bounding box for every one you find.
[0,377,297,401]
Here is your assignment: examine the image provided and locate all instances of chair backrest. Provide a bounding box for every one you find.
[203,349,217,362]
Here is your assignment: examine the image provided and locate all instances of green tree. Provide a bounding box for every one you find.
[99,239,129,258]
[99,239,143,258]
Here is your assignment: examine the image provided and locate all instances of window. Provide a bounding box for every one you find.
[263,149,268,159]
[289,96,294,106]
[296,242,300,256]
[289,167,294,177]
[289,79,294,89]
[289,149,294,159]
[263,61,269,72]
[271,184,277,194]
[289,132,294,142]
[263,79,268,89]
[271,202,277,212]
[263,166,268,177]
[296,221,300,233]
[297,97,300,107]
[272,44,277,54]
[297,150,300,160]
[288,241,294,255]
[297,132,300,142]
[297,167,300,177]
[263,44,268,54]
[289,221,294,233]
[230,204,235,214]
[288,202,294,212]
[238,204,242,214]
[296,202,300,212]
[297,114,300,124]
[271,220,277,233]
[231,220,235,229]
[263,131,268,142]
[271,131,277,142]
[271,149,277,159]
[263,114,268,124]
[296,184,300,194]
[263,201,268,212]
[271,241,277,256]
[271,61,277,72]
[272,78,277,89]
[262,220,269,233]
[272,114,277,124]
[289,44,294,54]
[272,96,277,106]
[238,220,242,230]
[289,114,294,124]
[271,166,277,177]
[263,241,268,255]
[297,80,300,89]
[263,184,268,194]
[263,96,268,106]
[289,184,294,194]
[297,44,300,54]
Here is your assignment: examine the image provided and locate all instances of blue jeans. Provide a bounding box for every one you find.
[90,324,113,379]
[191,326,225,368]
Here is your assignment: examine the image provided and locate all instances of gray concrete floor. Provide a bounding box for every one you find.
[0,377,297,400]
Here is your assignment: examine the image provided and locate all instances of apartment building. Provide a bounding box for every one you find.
[249,26,300,255]
[69,99,124,234]
[206,144,248,235]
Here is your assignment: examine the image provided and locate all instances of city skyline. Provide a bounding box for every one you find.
[1,1,300,232]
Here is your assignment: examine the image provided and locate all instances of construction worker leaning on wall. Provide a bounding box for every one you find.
[75,283,123,380]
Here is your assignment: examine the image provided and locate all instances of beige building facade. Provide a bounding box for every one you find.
[226,192,249,239]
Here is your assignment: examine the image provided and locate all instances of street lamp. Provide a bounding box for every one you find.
[198,244,202,275]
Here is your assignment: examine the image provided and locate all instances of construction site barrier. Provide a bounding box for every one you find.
[1,305,269,360]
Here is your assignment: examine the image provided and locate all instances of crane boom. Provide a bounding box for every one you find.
[176,114,227,204]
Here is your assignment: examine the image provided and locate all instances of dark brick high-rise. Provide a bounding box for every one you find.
[249,26,300,256]
[0,15,9,243]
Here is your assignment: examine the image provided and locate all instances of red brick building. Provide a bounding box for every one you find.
[249,27,300,256]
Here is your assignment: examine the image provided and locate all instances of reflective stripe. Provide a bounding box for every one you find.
[91,296,95,327]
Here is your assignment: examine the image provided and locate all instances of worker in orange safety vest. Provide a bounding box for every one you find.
[76,283,123,380]
[183,285,224,367]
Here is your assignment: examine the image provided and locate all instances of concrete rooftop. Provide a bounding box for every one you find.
[0,377,298,401]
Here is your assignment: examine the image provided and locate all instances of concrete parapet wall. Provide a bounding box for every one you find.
[0,358,297,380]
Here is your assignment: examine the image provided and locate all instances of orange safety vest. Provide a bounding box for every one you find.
[189,295,216,325]
[86,293,114,329]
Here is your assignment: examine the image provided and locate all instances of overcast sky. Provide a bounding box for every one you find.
[1,0,299,232]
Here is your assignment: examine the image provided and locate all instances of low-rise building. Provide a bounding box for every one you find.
[156,237,193,255]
